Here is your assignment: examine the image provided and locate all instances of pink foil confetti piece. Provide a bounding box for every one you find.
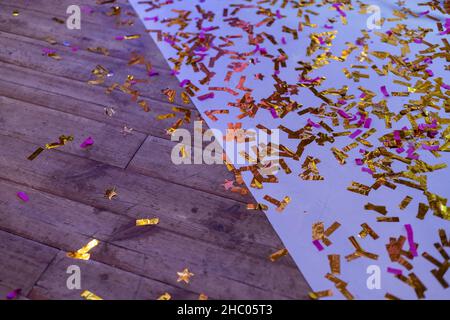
[6,289,21,300]
[349,129,362,139]
[270,108,279,119]
[80,137,94,149]
[380,85,390,97]
[405,224,418,257]
[312,240,324,251]
[355,158,363,166]
[363,118,372,129]
[197,92,214,101]
[387,267,403,276]
[17,192,29,202]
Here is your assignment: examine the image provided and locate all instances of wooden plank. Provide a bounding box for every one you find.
[0,95,147,168]
[0,134,291,267]
[0,77,196,139]
[0,178,309,299]
[28,251,198,300]
[0,78,242,201]
[0,229,57,299]
[0,2,169,67]
[0,31,195,109]
[0,61,198,134]
[127,135,249,202]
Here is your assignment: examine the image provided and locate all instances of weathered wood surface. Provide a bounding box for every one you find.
[0,0,310,300]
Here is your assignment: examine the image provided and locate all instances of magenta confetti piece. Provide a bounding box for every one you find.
[425,69,434,77]
[17,192,29,202]
[332,3,346,17]
[422,144,439,151]
[362,167,373,175]
[307,119,321,128]
[80,137,94,149]
[413,38,423,44]
[270,108,279,119]
[197,92,214,101]
[396,147,405,154]
[281,37,287,45]
[312,240,324,251]
[179,79,191,87]
[349,129,362,139]
[380,85,390,97]
[363,118,372,128]
[355,158,363,166]
[6,289,21,300]
[324,24,334,29]
[337,109,351,119]
[148,70,159,77]
[387,267,403,276]
[144,16,159,22]
[405,224,418,257]
[115,36,124,41]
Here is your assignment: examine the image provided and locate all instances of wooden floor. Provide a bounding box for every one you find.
[0,0,309,299]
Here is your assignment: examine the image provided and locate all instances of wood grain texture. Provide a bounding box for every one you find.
[0,0,310,300]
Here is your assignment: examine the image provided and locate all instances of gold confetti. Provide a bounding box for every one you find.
[104,187,118,200]
[136,218,160,226]
[157,293,172,300]
[269,248,288,262]
[177,268,194,284]
[81,290,103,300]
[67,239,99,260]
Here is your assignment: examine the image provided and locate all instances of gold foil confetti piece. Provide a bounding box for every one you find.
[347,181,371,196]
[377,217,400,222]
[328,254,341,274]
[416,202,429,220]
[198,293,208,300]
[269,248,288,262]
[359,223,379,240]
[385,293,400,300]
[67,239,99,260]
[331,147,348,165]
[177,268,194,284]
[27,147,45,161]
[45,135,74,150]
[138,100,150,112]
[312,222,325,240]
[81,290,103,300]
[123,34,141,40]
[324,222,341,237]
[399,196,413,210]
[347,236,379,261]
[104,187,118,200]
[364,203,387,215]
[136,218,159,226]
[325,273,354,300]
[438,229,449,247]
[157,293,171,300]
[157,113,176,120]
[246,203,268,211]
[263,195,290,212]
[87,47,110,56]
[308,290,333,300]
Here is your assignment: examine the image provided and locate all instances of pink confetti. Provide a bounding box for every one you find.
[387,267,403,276]
[362,167,373,175]
[197,92,215,101]
[179,79,191,87]
[405,224,418,257]
[115,36,125,41]
[363,118,372,129]
[17,192,29,202]
[270,108,279,119]
[313,240,324,251]
[6,289,21,300]
[337,109,351,119]
[355,158,363,166]
[307,119,321,128]
[349,129,362,139]
[80,137,94,149]
[380,85,390,97]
